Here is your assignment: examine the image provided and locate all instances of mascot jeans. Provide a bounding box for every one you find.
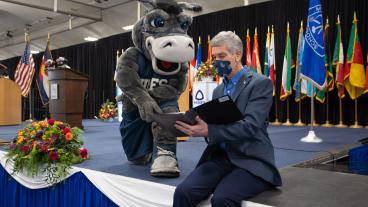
[120,99,178,161]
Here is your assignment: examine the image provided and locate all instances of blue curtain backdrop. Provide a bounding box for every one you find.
[2,0,368,124]
[0,165,118,207]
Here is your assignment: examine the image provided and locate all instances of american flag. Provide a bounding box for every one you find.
[14,42,35,97]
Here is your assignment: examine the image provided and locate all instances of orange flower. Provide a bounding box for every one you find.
[65,132,73,141]
[16,136,24,144]
[40,121,49,128]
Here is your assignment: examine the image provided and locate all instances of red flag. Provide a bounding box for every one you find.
[344,13,366,99]
[251,28,262,74]
[188,57,196,92]
[332,15,345,99]
[365,55,368,94]
[14,41,35,97]
[246,29,252,68]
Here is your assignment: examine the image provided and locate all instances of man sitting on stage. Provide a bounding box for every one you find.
[173,31,282,207]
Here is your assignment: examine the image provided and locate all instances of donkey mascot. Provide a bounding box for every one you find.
[115,0,201,177]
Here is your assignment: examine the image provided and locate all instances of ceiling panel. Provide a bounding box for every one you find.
[0,0,271,60]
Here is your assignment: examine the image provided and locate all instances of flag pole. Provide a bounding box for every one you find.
[322,17,332,127]
[271,25,281,126]
[301,85,322,142]
[283,97,293,126]
[350,99,362,128]
[27,89,33,122]
[335,99,347,128]
[272,96,282,125]
[321,90,332,127]
[45,32,51,120]
[294,100,304,126]
[295,20,304,127]
[26,33,33,122]
[300,0,323,142]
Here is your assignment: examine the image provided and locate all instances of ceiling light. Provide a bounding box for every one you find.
[30,50,39,54]
[122,25,134,31]
[84,36,98,41]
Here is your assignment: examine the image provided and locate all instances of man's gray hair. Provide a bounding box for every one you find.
[211,31,243,55]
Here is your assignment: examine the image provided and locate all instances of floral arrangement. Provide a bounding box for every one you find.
[7,119,88,185]
[98,99,118,121]
[195,62,217,81]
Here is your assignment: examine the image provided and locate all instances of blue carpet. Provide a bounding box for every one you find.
[1,120,367,186]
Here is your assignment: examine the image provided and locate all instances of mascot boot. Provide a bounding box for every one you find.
[150,107,180,177]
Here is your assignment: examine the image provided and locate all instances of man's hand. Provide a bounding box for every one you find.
[175,116,208,137]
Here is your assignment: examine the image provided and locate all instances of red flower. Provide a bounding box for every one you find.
[58,124,65,129]
[21,146,30,153]
[63,128,71,135]
[48,119,55,125]
[79,148,89,159]
[49,151,58,161]
[8,143,15,150]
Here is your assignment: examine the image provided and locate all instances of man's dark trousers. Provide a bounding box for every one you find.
[173,151,272,207]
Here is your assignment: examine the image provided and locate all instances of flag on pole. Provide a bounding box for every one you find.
[246,29,252,68]
[294,21,307,102]
[36,38,52,105]
[206,35,212,65]
[188,57,196,92]
[189,37,202,91]
[195,37,202,70]
[269,25,276,96]
[332,15,345,99]
[263,26,270,77]
[280,23,294,101]
[14,41,35,97]
[365,55,368,94]
[251,28,262,74]
[206,35,219,84]
[300,0,326,90]
[324,18,334,92]
[343,13,366,100]
[315,17,334,103]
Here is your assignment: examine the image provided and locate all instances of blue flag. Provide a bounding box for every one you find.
[294,24,305,101]
[301,0,326,90]
[195,41,202,70]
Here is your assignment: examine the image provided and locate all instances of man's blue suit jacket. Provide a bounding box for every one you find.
[197,70,282,186]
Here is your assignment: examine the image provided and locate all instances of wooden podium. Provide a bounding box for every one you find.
[0,78,21,125]
[48,68,88,128]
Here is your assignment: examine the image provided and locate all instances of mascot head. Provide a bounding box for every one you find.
[133,0,202,76]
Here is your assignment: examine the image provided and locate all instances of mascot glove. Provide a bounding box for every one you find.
[138,101,163,122]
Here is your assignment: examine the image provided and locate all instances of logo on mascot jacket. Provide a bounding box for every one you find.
[141,78,168,90]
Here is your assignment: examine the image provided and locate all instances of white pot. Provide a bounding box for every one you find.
[198,76,214,82]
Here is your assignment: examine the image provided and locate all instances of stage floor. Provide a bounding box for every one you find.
[1,119,367,187]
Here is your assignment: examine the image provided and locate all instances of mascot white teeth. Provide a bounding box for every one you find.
[115,0,201,177]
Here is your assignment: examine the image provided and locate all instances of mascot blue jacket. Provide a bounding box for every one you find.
[115,0,201,177]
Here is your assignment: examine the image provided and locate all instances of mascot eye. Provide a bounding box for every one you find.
[180,21,189,29]
[151,17,165,28]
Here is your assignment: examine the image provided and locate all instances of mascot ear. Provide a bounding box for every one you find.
[177,2,202,12]
[137,0,155,11]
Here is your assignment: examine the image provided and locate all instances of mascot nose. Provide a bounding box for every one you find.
[148,36,195,62]
[160,38,194,50]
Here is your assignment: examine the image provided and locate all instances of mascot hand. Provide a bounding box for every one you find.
[149,85,178,100]
[138,101,163,122]
[115,94,124,102]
